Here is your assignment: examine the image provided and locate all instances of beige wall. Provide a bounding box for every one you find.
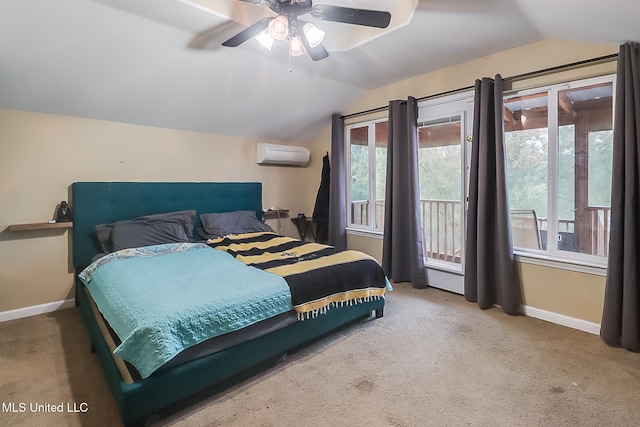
[310,39,619,326]
[518,262,605,324]
[347,233,383,262]
[0,110,323,313]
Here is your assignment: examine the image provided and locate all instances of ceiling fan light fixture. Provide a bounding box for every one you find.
[222,0,393,63]
[255,29,274,51]
[268,15,289,41]
[302,23,325,48]
[289,35,306,57]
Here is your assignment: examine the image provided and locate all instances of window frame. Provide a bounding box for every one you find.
[504,74,616,272]
[345,118,388,234]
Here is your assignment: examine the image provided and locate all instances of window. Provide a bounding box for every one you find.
[346,120,388,231]
[504,76,614,264]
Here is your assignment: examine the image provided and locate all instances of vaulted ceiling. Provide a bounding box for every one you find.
[1,0,638,142]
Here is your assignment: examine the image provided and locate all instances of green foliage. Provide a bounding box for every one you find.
[349,143,388,202]
[376,146,387,199]
[506,125,613,224]
[349,144,369,202]
[588,130,613,206]
[418,146,461,201]
[505,128,549,218]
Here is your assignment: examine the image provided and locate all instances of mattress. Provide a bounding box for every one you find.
[78,243,294,378]
[83,285,298,380]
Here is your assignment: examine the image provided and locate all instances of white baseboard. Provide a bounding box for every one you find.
[523,305,601,335]
[0,299,75,323]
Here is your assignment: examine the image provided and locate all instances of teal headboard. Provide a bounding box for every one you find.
[71,182,263,268]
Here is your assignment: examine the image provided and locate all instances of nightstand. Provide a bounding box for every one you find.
[290,217,327,243]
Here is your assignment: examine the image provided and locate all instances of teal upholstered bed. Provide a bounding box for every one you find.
[72,182,384,426]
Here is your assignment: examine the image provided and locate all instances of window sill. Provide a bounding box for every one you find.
[345,229,607,276]
[345,227,384,239]
[514,251,607,277]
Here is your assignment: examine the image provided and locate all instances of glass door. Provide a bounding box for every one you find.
[417,94,474,294]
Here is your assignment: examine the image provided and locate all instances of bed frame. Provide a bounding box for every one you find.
[72,182,384,426]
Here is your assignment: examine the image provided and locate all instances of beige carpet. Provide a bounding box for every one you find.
[1,284,639,427]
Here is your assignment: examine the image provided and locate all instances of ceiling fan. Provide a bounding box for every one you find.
[222,0,392,61]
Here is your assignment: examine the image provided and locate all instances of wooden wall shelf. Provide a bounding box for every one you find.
[8,222,73,232]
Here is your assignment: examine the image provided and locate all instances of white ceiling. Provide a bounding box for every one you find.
[1,0,638,142]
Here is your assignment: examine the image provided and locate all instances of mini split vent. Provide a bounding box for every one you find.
[256,143,310,166]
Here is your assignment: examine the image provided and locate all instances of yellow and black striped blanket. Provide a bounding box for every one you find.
[207,232,389,319]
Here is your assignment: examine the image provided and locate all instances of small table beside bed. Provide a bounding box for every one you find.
[71,181,389,426]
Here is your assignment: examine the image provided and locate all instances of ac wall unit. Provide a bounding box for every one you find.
[256,143,310,166]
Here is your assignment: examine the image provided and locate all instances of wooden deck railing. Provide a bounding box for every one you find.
[537,207,610,256]
[421,199,462,263]
[351,200,369,226]
[350,199,463,263]
[351,200,611,259]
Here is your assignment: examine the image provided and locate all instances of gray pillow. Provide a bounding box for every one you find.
[96,210,195,253]
[199,210,274,239]
[111,218,191,251]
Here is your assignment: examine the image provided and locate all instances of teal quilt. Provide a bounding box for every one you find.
[78,243,293,378]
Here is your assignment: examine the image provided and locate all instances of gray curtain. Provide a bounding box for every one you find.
[328,113,347,251]
[382,97,428,289]
[464,75,522,314]
[600,43,640,351]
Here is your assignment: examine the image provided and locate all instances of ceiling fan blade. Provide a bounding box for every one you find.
[300,33,329,61]
[310,5,391,28]
[222,18,272,47]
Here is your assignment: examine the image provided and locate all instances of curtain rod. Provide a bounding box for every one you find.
[340,52,619,120]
